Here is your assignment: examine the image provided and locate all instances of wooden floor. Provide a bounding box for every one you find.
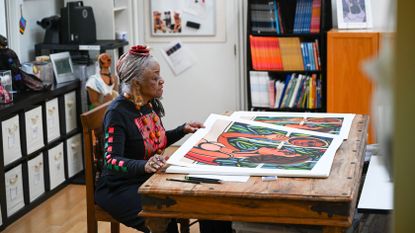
[1,184,200,233]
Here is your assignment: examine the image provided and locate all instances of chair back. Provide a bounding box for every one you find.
[81,101,120,233]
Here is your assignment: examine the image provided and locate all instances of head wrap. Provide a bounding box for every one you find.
[129,45,150,56]
[116,45,154,84]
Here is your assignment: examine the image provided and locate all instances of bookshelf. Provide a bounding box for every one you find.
[246,0,331,111]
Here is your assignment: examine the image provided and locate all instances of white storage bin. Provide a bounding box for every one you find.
[45,98,61,142]
[232,222,321,233]
[5,165,25,217]
[28,153,45,202]
[48,143,65,189]
[1,115,22,165]
[64,91,77,133]
[25,106,45,154]
[66,134,83,178]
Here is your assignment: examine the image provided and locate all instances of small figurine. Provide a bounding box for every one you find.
[85,53,119,109]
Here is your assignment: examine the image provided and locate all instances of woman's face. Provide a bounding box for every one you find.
[139,61,164,102]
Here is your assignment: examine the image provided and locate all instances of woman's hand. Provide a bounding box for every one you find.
[183,122,205,134]
[144,154,166,173]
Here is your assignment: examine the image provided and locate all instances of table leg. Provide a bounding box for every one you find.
[322,226,346,233]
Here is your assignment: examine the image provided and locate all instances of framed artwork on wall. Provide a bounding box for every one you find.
[336,0,373,29]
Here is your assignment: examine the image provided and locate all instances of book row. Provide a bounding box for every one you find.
[250,71,322,109]
[250,0,321,34]
[250,35,321,71]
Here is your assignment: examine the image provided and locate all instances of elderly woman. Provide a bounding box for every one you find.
[94,45,203,232]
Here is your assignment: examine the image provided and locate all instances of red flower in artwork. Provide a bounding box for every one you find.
[129,45,150,56]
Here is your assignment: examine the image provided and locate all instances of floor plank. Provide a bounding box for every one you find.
[1,184,200,233]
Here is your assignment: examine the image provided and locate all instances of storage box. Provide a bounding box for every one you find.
[0,70,13,104]
[28,153,45,202]
[21,61,54,85]
[1,115,22,166]
[5,165,25,217]
[232,222,322,233]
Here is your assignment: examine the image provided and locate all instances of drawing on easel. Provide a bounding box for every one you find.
[167,114,344,177]
[231,112,355,139]
[150,0,216,36]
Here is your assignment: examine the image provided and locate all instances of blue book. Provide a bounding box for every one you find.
[278,74,292,108]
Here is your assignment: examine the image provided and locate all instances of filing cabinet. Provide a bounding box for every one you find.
[27,153,45,202]
[0,80,82,230]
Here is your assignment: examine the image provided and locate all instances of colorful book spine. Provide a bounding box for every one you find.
[310,0,321,33]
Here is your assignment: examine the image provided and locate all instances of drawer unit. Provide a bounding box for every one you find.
[66,134,83,178]
[0,78,81,229]
[5,165,24,217]
[64,91,77,133]
[48,143,65,190]
[25,106,44,154]
[27,153,45,202]
[45,98,61,143]
[1,115,22,166]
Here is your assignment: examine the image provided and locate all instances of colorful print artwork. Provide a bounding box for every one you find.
[167,114,344,177]
[231,111,355,139]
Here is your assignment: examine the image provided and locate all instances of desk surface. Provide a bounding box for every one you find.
[358,155,393,213]
[139,115,369,232]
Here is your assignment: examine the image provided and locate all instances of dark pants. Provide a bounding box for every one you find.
[95,182,178,233]
[199,220,233,233]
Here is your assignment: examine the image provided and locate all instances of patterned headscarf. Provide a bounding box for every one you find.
[116,45,154,84]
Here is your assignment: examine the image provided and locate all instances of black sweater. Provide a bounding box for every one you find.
[96,96,186,190]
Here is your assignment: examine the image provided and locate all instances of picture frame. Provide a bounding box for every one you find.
[49,52,77,84]
[336,0,373,29]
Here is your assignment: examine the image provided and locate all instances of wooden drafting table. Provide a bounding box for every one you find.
[139,115,369,233]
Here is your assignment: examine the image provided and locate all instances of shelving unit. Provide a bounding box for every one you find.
[246,0,332,112]
[0,81,83,230]
[81,0,132,58]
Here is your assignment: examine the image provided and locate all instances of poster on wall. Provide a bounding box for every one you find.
[160,40,195,75]
[150,0,216,36]
[166,114,344,178]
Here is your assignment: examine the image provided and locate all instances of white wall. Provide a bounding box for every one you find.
[331,0,393,30]
[6,0,62,62]
[134,0,244,142]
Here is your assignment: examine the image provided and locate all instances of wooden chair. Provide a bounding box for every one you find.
[81,102,120,233]
[81,101,192,233]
